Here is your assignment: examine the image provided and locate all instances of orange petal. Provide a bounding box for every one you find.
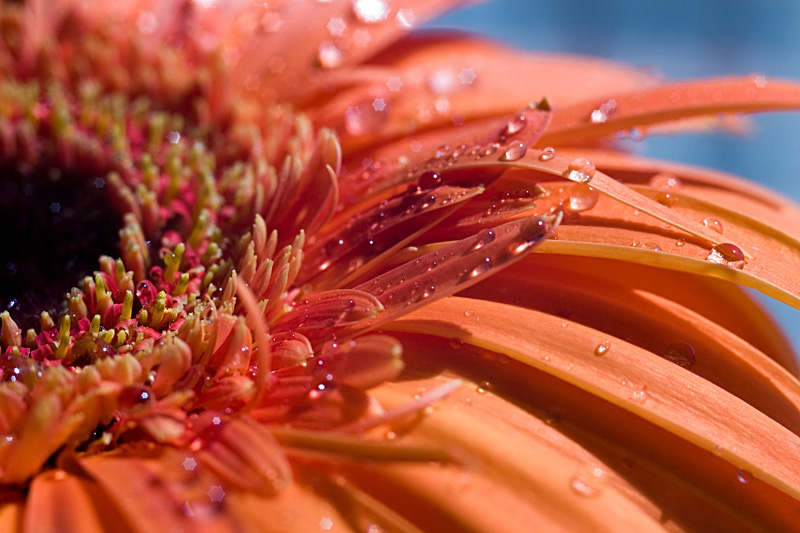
[351,215,556,331]
[385,298,800,505]
[542,76,800,146]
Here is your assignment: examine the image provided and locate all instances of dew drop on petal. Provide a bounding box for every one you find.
[594,341,610,356]
[706,243,745,269]
[629,386,648,402]
[737,468,753,484]
[449,337,463,349]
[566,184,599,212]
[476,381,491,394]
[481,143,499,157]
[464,309,474,317]
[702,217,724,234]
[500,141,527,161]
[467,257,493,278]
[539,146,556,161]
[675,238,686,247]
[655,192,676,207]
[470,229,496,250]
[570,466,605,498]
[566,157,595,184]
[663,342,696,368]
[504,112,527,135]
[417,170,442,189]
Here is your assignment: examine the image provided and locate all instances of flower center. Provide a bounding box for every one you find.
[0,165,122,330]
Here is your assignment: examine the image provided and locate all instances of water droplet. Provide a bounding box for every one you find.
[466,257,493,278]
[570,466,605,498]
[539,146,556,161]
[476,381,491,394]
[630,386,648,402]
[471,229,496,250]
[352,0,389,23]
[417,170,441,189]
[318,42,343,68]
[675,238,686,247]
[499,141,527,161]
[737,468,753,484]
[449,337,463,349]
[706,243,745,269]
[663,342,696,368]
[566,157,595,184]
[481,143,499,157]
[504,113,527,137]
[655,192,676,207]
[566,184,599,212]
[702,217,724,234]
[594,341,610,356]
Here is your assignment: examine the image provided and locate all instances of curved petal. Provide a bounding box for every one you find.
[383,297,800,528]
[541,76,800,146]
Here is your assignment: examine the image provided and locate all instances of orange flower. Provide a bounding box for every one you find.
[1,1,800,531]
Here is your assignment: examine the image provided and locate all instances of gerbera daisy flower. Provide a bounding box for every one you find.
[1,0,800,531]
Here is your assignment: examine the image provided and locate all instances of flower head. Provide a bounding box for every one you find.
[1,0,800,530]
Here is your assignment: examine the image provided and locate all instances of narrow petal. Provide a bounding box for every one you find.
[542,76,800,146]
[385,298,800,507]
[351,215,556,331]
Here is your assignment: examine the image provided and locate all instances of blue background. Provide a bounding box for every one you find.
[430,0,800,352]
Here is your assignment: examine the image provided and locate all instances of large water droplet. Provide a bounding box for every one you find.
[566,157,595,184]
[663,342,696,368]
[566,184,599,212]
[503,113,527,136]
[706,243,745,269]
[417,171,442,189]
[655,192,677,207]
[737,468,753,484]
[539,146,556,161]
[702,217,724,234]
[500,141,527,161]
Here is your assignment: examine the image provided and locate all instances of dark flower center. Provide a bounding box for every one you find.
[0,165,122,330]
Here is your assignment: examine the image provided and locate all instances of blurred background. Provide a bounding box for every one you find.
[429,0,800,352]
